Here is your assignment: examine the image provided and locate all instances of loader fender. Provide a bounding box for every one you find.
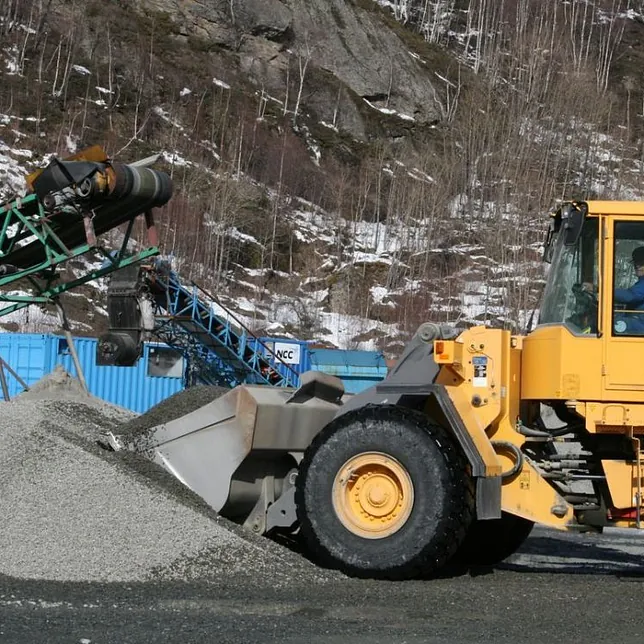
[335,331,442,417]
[375,381,502,520]
[335,329,502,519]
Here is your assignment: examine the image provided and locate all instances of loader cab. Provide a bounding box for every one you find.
[539,202,599,335]
[523,201,644,400]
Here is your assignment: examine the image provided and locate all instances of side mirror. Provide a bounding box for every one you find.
[562,202,587,246]
[543,222,555,263]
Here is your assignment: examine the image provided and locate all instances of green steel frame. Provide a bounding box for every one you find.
[0,192,159,318]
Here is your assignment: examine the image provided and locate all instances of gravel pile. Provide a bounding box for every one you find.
[1,371,330,586]
[118,385,230,441]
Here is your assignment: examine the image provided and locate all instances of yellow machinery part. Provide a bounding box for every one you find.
[441,385,502,477]
[435,326,575,528]
[25,145,109,191]
[576,401,644,433]
[602,460,642,509]
[500,458,574,525]
[332,452,414,539]
[521,325,605,401]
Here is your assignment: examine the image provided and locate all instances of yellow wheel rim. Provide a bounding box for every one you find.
[332,452,414,539]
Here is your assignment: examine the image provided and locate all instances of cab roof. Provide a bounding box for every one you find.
[584,201,644,216]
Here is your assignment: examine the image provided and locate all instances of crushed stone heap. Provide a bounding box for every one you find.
[117,385,230,442]
[0,369,330,585]
[16,364,94,402]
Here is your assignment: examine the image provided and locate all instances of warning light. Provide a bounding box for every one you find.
[434,340,454,363]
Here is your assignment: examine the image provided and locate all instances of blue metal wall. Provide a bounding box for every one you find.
[53,336,184,413]
[257,340,388,394]
[0,333,389,411]
[0,333,184,413]
[308,348,388,394]
[0,333,52,395]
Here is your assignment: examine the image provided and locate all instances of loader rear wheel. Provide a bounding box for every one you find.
[295,406,475,580]
[453,512,534,567]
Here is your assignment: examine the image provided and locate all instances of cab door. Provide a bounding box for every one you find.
[603,217,644,391]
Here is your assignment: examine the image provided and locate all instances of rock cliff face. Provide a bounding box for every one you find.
[127,0,441,139]
[4,0,639,347]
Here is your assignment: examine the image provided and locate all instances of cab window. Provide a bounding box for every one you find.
[539,217,598,334]
[612,221,644,336]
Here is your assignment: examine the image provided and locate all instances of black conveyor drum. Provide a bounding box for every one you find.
[3,160,173,269]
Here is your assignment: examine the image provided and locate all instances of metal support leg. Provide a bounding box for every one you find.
[54,298,89,395]
[83,213,97,247]
[0,355,30,401]
[0,362,10,401]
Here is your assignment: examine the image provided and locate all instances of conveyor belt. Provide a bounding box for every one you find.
[149,268,300,388]
[98,261,301,389]
[3,161,171,269]
[0,146,172,318]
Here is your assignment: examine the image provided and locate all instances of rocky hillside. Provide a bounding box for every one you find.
[1,0,644,354]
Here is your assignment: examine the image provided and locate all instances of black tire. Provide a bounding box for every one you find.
[453,512,534,567]
[295,405,475,580]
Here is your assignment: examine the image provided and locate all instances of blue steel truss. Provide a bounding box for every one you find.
[149,267,300,389]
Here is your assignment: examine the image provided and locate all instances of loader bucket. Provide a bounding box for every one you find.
[106,371,346,531]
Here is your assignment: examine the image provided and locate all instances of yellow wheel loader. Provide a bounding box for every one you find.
[104,200,644,579]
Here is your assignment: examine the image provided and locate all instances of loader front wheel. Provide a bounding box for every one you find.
[295,406,474,580]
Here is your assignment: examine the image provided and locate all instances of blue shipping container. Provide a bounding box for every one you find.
[53,336,184,413]
[0,332,389,410]
[308,348,388,394]
[0,333,184,413]
[0,333,52,395]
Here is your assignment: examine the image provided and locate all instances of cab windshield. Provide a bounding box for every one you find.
[538,217,599,334]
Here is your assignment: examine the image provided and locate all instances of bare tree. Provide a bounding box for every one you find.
[292,35,314,126]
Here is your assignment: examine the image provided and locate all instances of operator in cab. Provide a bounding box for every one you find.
[612,246,644,334]
[582,246,644,334]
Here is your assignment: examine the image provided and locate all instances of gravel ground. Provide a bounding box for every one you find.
[0,372,329,586]
[3,527,644,644]
[5,373,644,642]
